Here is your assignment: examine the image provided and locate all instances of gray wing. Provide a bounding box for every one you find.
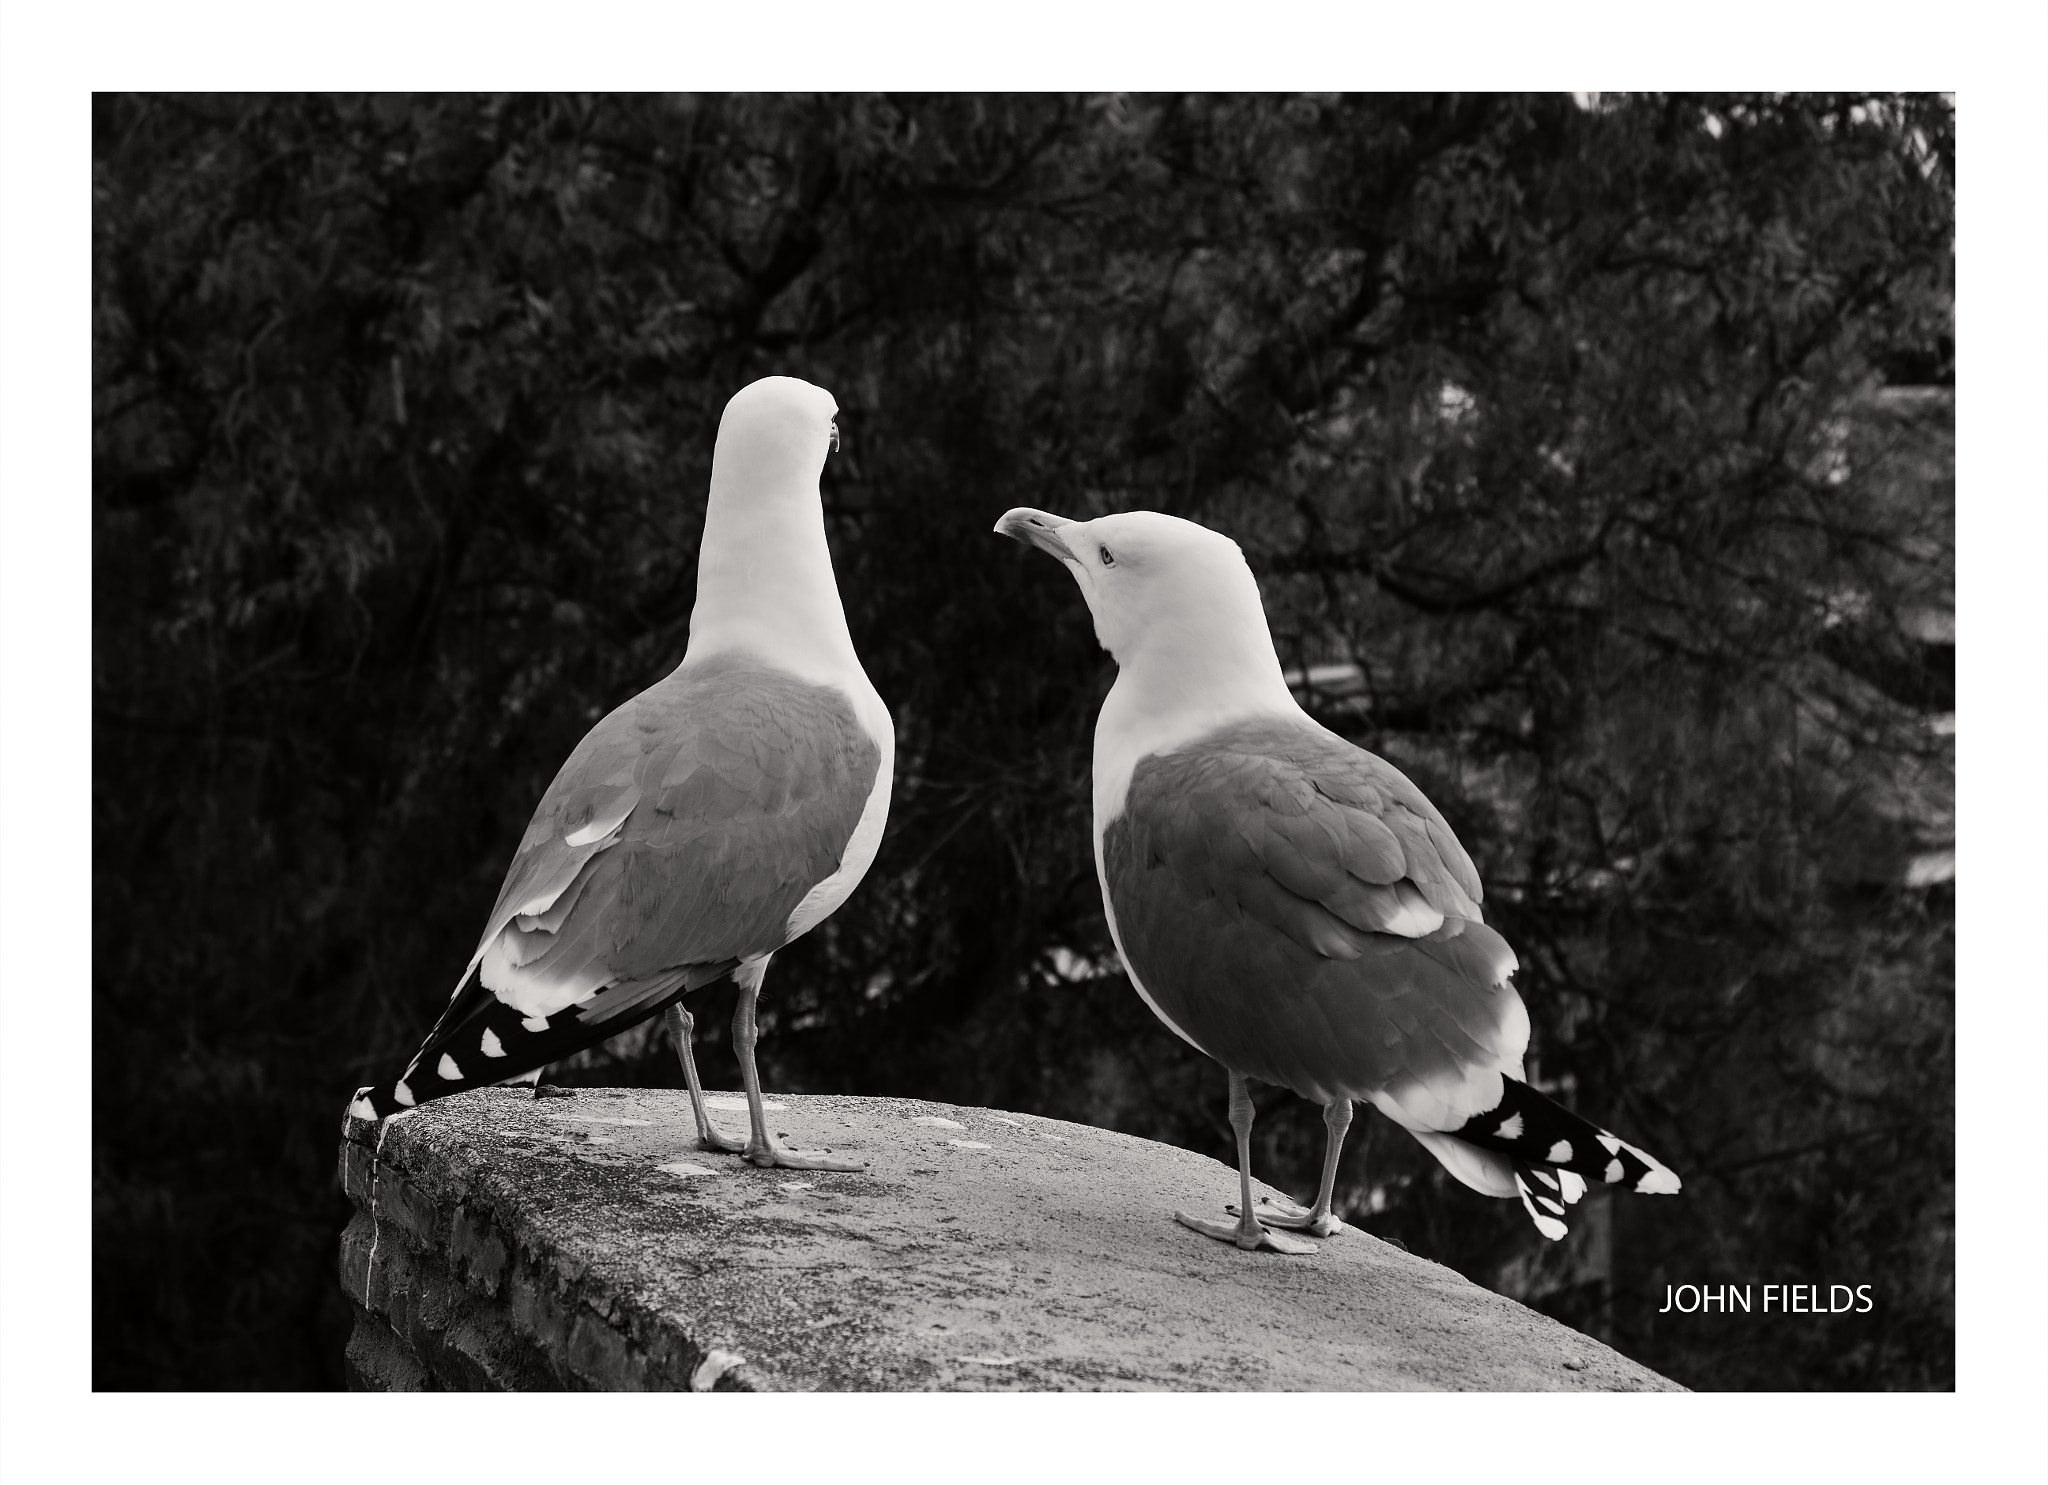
[465,650,885,1018]
[1102,715,1524,1120]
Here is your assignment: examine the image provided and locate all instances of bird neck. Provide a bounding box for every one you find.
[1092,607,1300,827]
[1105,581,1297,729]
[685,480,863,684]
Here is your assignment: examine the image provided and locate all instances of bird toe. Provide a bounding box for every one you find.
[744,1141,867,1173]
[1227,1198,1346,1237]
[1176,1209,1320,1255]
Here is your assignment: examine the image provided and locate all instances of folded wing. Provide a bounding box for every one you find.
[1101,714,1524,1120]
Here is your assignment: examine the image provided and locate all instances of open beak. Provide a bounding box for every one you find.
[994,507,1079,563]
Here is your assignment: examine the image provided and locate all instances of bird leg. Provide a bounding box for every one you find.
[1231,1097,1351,1236]
[665,1003,745,1154]
[731,960,866,1173]
[1175,1071,1318,1255]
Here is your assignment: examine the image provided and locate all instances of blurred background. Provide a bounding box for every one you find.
[92,92,1953,1391]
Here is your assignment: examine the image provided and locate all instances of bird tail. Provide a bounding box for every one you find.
[1447,1075,1680,1241]
[348,959,738,1122]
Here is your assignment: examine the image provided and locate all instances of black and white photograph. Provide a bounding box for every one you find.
[7,32,2043,1471]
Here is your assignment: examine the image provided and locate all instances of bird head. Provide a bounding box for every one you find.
[711,376,840,504]
[994,508,1290,708]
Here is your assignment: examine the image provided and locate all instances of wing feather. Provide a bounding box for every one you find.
[1103,714,1521,1114]
[455,652,883,1021]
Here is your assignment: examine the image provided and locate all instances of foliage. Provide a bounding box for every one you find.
[93,92,1953,1389]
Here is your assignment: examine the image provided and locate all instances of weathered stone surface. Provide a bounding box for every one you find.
[338,1087,1681,1392]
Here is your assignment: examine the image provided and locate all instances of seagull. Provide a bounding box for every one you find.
[995,507,1678,1252]
[352,377,891,1172]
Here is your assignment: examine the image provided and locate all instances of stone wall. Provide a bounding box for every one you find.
[338,1086,1681,1392]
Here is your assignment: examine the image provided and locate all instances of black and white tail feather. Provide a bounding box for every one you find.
[348,958,739,1122]
[1450,1075,1680,1241]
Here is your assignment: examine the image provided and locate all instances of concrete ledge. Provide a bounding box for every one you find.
[337,1087,1680,1391]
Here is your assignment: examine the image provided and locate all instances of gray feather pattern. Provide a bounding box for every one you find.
[465,650,882,1007]
[1106,715,1519,1110]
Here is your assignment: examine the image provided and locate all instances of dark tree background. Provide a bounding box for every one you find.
[92,93,1953,1391]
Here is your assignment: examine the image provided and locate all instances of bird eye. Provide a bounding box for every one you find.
[1099,546,1116,567]
[828,421,840,453]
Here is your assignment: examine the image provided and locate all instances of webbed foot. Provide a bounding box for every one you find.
[745,1137,866,1173]
[1228,1196,1345,1237]
[1174,1209,1319,1255]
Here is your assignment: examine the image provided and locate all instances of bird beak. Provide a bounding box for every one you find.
[828,420,840,453]
[994,507,1078,563]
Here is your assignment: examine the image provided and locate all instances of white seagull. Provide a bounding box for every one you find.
[355,377,892,1172]
[995,507,1678,1252]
